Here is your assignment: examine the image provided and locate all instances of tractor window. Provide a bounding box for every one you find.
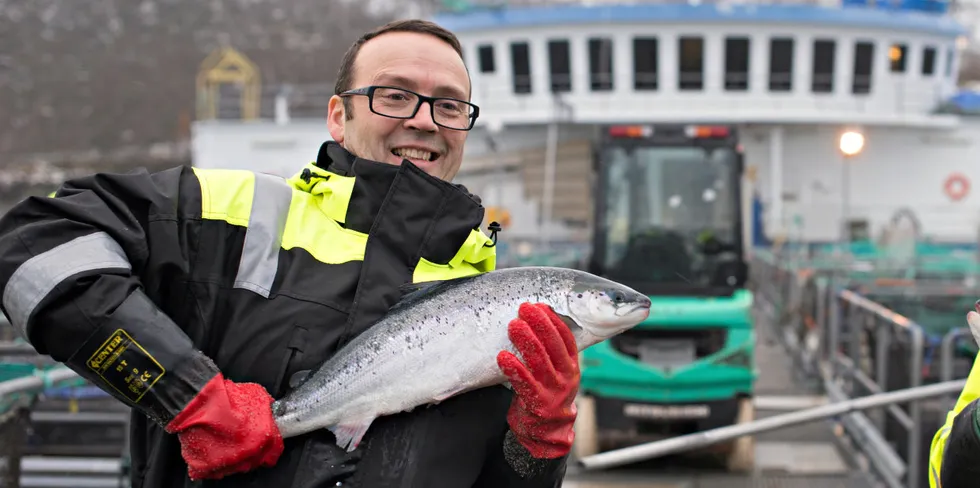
[599,144,740,288]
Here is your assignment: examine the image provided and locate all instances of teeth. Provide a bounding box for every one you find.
[394,148,433,161]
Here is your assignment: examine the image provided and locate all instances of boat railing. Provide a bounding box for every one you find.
[433,0,949,14]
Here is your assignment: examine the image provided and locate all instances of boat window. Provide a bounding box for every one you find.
[678,36,704,91]
[548,39,572,93]
[478,44,495,74]
[769,37,794,92]
[724,37,750,92]
[853,41,875,94]
[889,43,907,73]
[589,37,615,91]
[812,39,836,93]
[634,37,659,91]
[510,41,532,95]
[921,46,936,76]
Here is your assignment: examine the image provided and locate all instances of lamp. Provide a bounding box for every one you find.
[839,131,865,157]
[838,129,864,249]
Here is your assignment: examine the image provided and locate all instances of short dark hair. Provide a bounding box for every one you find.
[334,19,468,119]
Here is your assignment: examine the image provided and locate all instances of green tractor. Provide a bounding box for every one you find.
[575,124,757,472]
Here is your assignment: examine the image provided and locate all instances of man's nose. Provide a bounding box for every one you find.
[405,101,439,132]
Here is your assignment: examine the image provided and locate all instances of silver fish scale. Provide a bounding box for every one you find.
[273,267,587,439]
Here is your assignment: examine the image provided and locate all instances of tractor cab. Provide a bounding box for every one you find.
[575,124,757,472]
[589,124,748,296]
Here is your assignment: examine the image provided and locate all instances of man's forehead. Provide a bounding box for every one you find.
[354,31,469,98]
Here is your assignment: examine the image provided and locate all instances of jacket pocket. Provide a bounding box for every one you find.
[272,325,308,398]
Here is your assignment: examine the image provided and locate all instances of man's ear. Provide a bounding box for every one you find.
[327,95,346,143]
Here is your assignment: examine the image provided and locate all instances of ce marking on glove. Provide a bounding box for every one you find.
[87,329,166,404]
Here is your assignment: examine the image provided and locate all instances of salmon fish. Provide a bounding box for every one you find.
[271,266,652,451]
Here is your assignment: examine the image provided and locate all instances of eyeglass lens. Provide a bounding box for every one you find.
[371,87,474,129]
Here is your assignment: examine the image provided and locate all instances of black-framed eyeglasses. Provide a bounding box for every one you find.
[339,85,480,131]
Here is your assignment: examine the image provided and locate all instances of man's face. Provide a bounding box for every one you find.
[327,31,470,182]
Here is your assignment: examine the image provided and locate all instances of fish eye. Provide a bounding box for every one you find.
[607,290,625,304]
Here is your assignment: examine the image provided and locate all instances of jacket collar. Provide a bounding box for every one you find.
[287,141,495,268]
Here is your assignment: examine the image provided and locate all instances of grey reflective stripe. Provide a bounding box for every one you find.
[2,232,130,337]
[233,173,293,298]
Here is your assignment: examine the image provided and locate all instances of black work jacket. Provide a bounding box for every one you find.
[0,141,567,488]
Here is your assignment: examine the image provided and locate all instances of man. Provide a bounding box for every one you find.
[929,301,980,487]
[0,19,576,487]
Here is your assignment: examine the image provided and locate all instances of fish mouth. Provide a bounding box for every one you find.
[616,301,652,318]
[616,304,650,317]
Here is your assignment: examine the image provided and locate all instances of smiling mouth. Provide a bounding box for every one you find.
[392,147,439,162]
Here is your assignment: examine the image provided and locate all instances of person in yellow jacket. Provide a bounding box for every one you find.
[0,19,579,488]
[929,301,980,487]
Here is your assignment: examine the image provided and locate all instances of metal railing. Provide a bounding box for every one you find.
[753,248,980,488]
[0,366,131,488]
[577,378,966,471]
[205,68,952,129]
[578,248,979,488]
[938,323,979,425]
[0,368,81,486]
[752,255,922,486]
[823,288,926,487]
[0,326,131,486]
[432,0,904,12]
[0,408,30,488]
[205,82,335,123]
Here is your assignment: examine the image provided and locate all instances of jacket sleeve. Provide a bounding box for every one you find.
[473,430,568,487]
[931,351,980,488]
[0,166,220,428]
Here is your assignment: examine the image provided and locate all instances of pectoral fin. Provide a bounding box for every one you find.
[433,385,469,404]
[328,417,375,452]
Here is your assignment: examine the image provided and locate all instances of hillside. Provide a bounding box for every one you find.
[0,0,396,160]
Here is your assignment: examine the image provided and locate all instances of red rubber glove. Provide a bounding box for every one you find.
[497,302,580,459]
[164,373,284,480]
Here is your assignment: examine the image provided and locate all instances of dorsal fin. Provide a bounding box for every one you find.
[392,280,443,309]
[391,274,483,312]
[397,280,442,297]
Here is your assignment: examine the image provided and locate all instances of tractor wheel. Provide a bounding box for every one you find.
[573,394,600,459]
[724,397,756,473]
